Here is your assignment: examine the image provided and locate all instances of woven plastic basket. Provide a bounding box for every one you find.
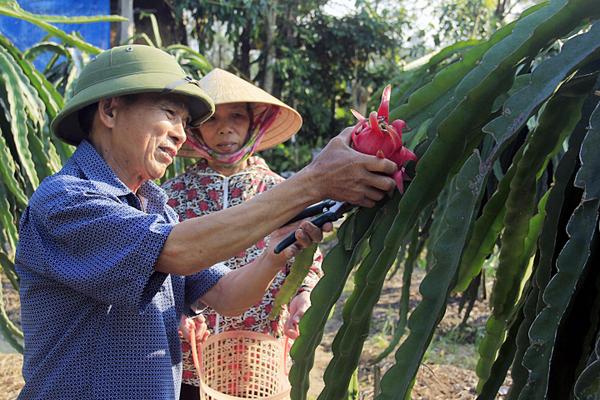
[190,329,291,400]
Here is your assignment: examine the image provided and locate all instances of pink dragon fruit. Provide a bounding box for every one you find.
[350,85,417,193]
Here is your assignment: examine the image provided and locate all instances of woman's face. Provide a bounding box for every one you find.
[196,103,251,154]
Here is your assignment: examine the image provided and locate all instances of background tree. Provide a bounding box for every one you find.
[168,0,408,171]
[434,0,535,46]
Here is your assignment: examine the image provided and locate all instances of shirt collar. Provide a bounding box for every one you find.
[138,179,169,214]
[72,140,132,197]
[72,140,168,207]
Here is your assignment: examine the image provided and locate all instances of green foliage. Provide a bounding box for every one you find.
[172,1,408,152]
[285,1,600,399]
[377,152,487,398]
[289,203,385,399]
[0,7,93,352]
[371,222,423,364]
[317,195,400,400]
[261,141,316,175]
[275,7,406,144]
[434,0,502,46]
[574,332,600,399]
[269,243,318,320]
[517,99,600,400]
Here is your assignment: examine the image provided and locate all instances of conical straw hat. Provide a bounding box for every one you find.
[178,68,302,157]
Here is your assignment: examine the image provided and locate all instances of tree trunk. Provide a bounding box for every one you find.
[495,0,511,20]
[273,1,297,98]
[329,93,337,138]
[239,22,252,79]
[133,0,187,47]
[263,1,278,93]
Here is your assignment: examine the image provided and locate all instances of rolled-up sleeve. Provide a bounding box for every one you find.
[184,262,230,307]
[27,179,175,312]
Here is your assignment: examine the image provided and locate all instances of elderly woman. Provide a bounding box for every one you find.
[15,45,396,399]
[163,68,324,398]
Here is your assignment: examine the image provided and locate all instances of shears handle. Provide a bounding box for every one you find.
[273,212,337,254]
[284,200,336,225]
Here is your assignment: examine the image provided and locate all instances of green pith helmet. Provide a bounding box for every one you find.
[51,45,215,145]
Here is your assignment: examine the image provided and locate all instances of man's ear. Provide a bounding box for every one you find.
[97,98,118,128]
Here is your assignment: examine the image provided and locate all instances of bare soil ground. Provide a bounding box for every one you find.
[1,275,23,400]
[305,265,509,400]
[1,264,507,400]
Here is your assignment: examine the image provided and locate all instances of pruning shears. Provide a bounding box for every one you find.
[273,200,355,254]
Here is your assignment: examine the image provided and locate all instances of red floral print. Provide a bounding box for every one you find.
[172,181,185,191]
[167,198,179,208]
[182,370,195,380]
[199,201,209,212]
[207,313,216,328]
[186,189,198,200]
[185,209,198,219]
[181,341,191,353]
[231,187,242,198]
[208,189,219,201]
[243,316,256,328]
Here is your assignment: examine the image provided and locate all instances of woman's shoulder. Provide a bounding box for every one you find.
[246,156,284,183]
[162,160,218,192]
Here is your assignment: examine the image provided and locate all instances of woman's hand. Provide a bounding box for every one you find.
[284,291,311,339]
[179,315,210,346]
[266,220,333,264]
[199,222,330,316]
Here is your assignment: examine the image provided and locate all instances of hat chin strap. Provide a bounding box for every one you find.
[186,106,279,165]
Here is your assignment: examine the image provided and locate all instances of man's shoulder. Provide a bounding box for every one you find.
[29,171,96,213]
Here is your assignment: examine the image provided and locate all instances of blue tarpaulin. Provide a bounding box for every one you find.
[0,0,111,68]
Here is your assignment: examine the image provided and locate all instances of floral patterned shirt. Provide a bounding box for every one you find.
[162,156,322,385]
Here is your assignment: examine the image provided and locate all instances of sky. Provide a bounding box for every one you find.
[324,0,439,28]
[324,0,533,20]
[323,0,536,50]
[323,0,448,51]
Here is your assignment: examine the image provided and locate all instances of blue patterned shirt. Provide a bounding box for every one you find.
[15,140,229,399]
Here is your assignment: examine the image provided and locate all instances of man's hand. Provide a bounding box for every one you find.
[304,127,397,207]
[284,291,311,339]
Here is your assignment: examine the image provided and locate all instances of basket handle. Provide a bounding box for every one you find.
[283,335,292,376]
[189,328,205,400]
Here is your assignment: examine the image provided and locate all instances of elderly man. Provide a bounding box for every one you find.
[15,45,396,399]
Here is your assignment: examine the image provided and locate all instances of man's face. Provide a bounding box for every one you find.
[109,94,190,183]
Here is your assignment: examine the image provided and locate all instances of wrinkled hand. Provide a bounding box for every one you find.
[266,220,332,262]
[306,127,397,207]
[284,291,311,339]
[179,315,210,346]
